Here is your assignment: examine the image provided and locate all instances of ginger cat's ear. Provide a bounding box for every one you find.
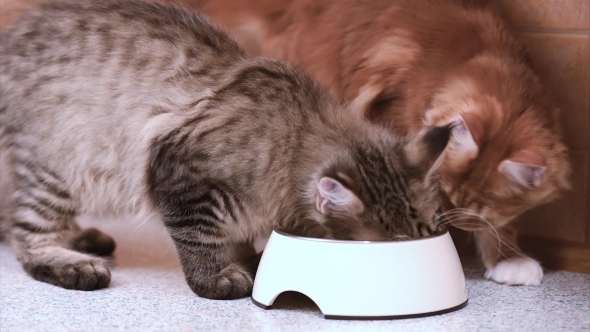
[349,82,399,125]
[499,150,547,189]
[444,114,482,169]
[316,177,364,215]
[350,83,383,117]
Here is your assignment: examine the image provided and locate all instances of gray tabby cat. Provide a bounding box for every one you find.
[0,0,452,299]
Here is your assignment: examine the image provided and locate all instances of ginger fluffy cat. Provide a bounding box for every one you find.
[191,0,571,286]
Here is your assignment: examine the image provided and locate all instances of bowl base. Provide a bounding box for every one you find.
[251,297,272,310]
[251,297,468,321]
[323,300,468,320]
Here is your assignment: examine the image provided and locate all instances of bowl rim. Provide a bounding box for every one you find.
[272,228,449,244]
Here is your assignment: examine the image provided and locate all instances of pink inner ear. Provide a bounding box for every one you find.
[317,178,338,214]
[320,178,338,191]
[316,192,327,213]
[508,149,546,167]
[459,112,484,146]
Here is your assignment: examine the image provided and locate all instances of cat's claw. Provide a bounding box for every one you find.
[485,257,543,286]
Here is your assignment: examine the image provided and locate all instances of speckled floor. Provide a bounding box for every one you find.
[1,216,589,332]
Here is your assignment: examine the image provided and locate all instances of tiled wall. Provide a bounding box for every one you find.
[499,0,590,272]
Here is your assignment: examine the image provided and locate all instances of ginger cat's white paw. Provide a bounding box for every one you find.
[485,257,543,286]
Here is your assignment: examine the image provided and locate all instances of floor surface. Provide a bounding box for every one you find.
[1,217,589,332]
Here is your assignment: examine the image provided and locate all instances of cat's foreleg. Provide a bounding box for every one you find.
[9,159,114,290]
[165,221,259,299]
[477,223,543,286]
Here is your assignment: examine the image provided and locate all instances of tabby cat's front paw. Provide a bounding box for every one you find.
[485,257,543,286]
[188,264,254,300]
[24,254,111,291]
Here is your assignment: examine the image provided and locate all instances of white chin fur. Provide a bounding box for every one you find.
[485,257,543,286]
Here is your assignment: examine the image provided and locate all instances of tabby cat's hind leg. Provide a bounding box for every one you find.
[10,162,112,290]
[71,228,116,257]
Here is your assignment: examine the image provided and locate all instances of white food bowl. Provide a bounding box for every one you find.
[252,229,468,320]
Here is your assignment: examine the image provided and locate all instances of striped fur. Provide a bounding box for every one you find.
[0,0,450,299]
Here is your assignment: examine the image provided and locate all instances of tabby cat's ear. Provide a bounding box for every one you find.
[499,150,547,188]
[405,123,454,176]
[316,177,364,215]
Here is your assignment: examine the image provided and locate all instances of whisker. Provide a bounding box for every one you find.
[126,219,149,238]
[486,229,527,259]
[436,210,502,250]
[443,223,526,260]
[434,206,527,260]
